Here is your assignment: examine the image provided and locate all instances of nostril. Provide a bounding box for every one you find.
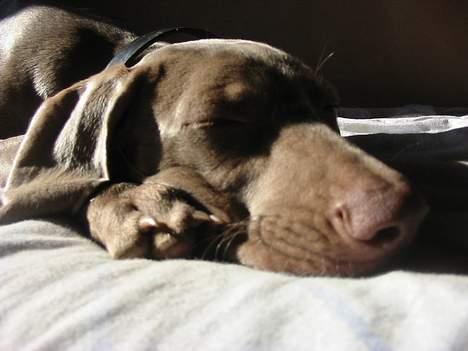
[331,182,427,245]
[331,203,391,241]
[331,204,352,237]
[331,197,407,242]
[366,226,401,247]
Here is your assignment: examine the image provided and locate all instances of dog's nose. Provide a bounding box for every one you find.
[331,182,427,244]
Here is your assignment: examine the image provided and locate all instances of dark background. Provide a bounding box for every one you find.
[25,1,468,106]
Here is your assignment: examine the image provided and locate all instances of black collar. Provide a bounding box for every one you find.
[107,27,218,67]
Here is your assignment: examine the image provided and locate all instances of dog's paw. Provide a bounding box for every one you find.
[86,182,224,259]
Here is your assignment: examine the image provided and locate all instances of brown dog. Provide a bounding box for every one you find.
[0,1,428,276]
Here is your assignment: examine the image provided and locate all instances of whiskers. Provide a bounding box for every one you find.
[315,52,335,78]
[314,43,335,80]
[197,219,249,261]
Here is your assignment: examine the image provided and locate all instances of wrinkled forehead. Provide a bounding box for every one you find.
[135,38,337,109]
[137,39,310,79]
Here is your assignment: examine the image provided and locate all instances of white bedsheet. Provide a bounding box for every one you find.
[1,219,468,351]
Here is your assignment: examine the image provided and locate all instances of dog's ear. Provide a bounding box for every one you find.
[0,65,146,222]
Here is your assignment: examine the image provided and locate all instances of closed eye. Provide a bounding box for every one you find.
[183,118,250,129]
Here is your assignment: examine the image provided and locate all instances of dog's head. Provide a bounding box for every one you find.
[1,39,428,276]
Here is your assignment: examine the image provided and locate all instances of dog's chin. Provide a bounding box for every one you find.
[234,241,398,277]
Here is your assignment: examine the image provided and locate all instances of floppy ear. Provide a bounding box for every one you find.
[0,65,145,223]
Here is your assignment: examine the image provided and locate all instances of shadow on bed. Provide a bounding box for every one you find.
[347,126,468,275]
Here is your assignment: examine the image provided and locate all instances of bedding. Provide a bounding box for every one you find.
[1,106,468,350]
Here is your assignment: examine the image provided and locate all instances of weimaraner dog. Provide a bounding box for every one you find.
[0,1,428,276]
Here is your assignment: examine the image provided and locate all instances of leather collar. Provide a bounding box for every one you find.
[107,27,218,67]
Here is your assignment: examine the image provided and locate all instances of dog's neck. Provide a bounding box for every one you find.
[107,27,218,67]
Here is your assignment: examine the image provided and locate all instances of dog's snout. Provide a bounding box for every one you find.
[331,182,427,244]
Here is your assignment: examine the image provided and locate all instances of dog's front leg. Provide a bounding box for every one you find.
[85,181,223,259]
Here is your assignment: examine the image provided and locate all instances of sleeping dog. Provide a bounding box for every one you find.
[0,1,428,276]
